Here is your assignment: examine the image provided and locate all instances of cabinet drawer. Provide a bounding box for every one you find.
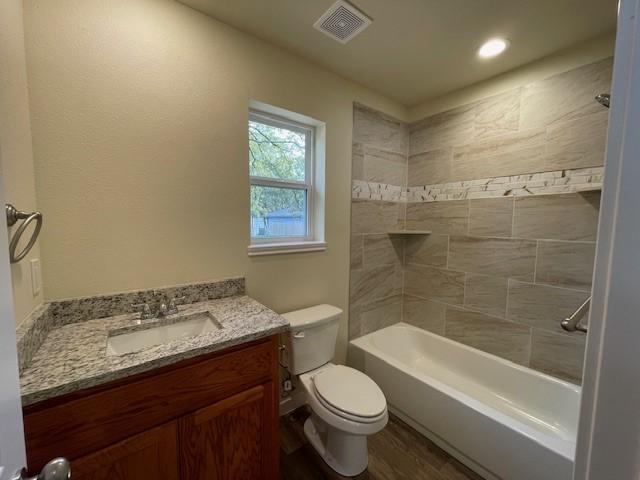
[24,337,277,471]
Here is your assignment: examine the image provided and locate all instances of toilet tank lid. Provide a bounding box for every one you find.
[282,304,343,329]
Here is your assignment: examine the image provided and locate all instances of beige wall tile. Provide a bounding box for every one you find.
[473,89,521,140]
[404,233,448,267]
[363,146,407,186]
[396,201,407,230]
[507,280,590,334]
[350,264,402,307]
[402,295,446,334]
[352,143,364,181]
[348,305,362,339]
[468,197,514,237]
[354,104,408,154]
[365,145,406,164]
[535,241,596,291]
[513,191,600,241]
[395,59,610,385]
[452,128,546,181]
[520,57,613,130]
[545,111,608,171]
[358,295,403,337]
[405,200,468,234]
[351,199,401,234]
[363,234,403,266]
[351,234,363,270]
[464,273,508,318]
[530,329,586,383]
[408,149,452,186]
[409,104,475,155]
[448,236,536,281]
[404,264,465,305]
[444,307,531,365]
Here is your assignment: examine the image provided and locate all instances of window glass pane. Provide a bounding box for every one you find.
[251,185,307,238]
[249,120,306,181]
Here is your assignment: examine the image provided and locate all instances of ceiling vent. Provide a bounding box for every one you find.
[313,1,372,44]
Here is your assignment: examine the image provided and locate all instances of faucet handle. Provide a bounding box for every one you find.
[132,302,152,319]
[167,296,186,314]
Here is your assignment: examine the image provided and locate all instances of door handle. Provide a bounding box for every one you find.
[12,458,70,480]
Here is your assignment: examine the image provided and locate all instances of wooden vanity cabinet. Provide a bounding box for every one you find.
[23,336,280,480]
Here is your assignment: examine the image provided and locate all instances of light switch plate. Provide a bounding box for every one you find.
[30,258,41,296]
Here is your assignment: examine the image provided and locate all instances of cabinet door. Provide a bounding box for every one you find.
[179,382,279,480]
[71,422,179,480]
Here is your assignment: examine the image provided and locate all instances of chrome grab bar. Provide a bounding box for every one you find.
[561,297,590,333]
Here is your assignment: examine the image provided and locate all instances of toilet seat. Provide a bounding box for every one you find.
[312,365,387,423]
[298,363,388,436]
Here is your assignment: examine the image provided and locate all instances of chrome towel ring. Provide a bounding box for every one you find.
[5,204,43,264]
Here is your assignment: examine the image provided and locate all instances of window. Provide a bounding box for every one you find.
[248,105,325,255]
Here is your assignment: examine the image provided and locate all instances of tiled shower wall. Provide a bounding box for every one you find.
[349,105,407,339]
[349,58,613,384]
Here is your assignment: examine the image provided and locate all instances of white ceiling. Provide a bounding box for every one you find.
[179,0,618,106]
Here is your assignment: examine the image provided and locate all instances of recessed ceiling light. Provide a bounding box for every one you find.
[478,38,509,58]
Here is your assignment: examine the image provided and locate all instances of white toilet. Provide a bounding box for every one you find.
[282,304,388,477]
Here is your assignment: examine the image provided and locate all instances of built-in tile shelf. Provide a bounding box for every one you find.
[387,230,432,235]
[574,185,602,193]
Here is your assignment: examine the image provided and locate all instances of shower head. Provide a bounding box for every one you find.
[595,93,610,108]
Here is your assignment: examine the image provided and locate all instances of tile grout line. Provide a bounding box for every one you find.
[533,240,540,284]
[511,196,516,238]
[401,133,408,325]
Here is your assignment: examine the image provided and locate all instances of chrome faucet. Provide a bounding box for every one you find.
[157,300,170,318]
[132,302,154,320]
[132,295,186,320]
[167,296,186,315]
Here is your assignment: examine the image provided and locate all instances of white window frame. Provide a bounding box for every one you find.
[248,107,326,256]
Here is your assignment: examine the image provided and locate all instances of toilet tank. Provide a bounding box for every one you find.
[281,304,342,375]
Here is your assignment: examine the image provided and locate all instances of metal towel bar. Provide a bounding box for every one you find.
[561,297,590,333]
[5,204,43,263]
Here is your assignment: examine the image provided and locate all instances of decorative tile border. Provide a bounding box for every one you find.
[352,180,406,202]
[352,167,603,203]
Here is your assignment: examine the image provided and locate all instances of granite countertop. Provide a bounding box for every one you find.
[20,295,289,407]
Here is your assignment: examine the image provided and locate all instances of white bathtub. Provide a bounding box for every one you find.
[349,323,581,480]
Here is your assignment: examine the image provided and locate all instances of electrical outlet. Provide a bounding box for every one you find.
[30,258,41,296]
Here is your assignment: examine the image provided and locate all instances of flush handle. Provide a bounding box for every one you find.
[293,331,305,338]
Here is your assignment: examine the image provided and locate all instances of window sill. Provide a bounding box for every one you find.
[247,240,327,256]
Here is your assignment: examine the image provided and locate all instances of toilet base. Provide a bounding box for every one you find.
[304,413,369,477]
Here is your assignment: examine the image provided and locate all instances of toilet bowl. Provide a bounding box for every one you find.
[282,305,388,477]
[298,363,388,476]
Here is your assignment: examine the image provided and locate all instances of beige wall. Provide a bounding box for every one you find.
[409,32,615,122]
[0,0,44,325]
[22,0,407,361]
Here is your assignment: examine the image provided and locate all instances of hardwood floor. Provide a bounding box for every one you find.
[280,408,484,480]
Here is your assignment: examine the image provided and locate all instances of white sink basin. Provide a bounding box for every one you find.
[106,311,221,356]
